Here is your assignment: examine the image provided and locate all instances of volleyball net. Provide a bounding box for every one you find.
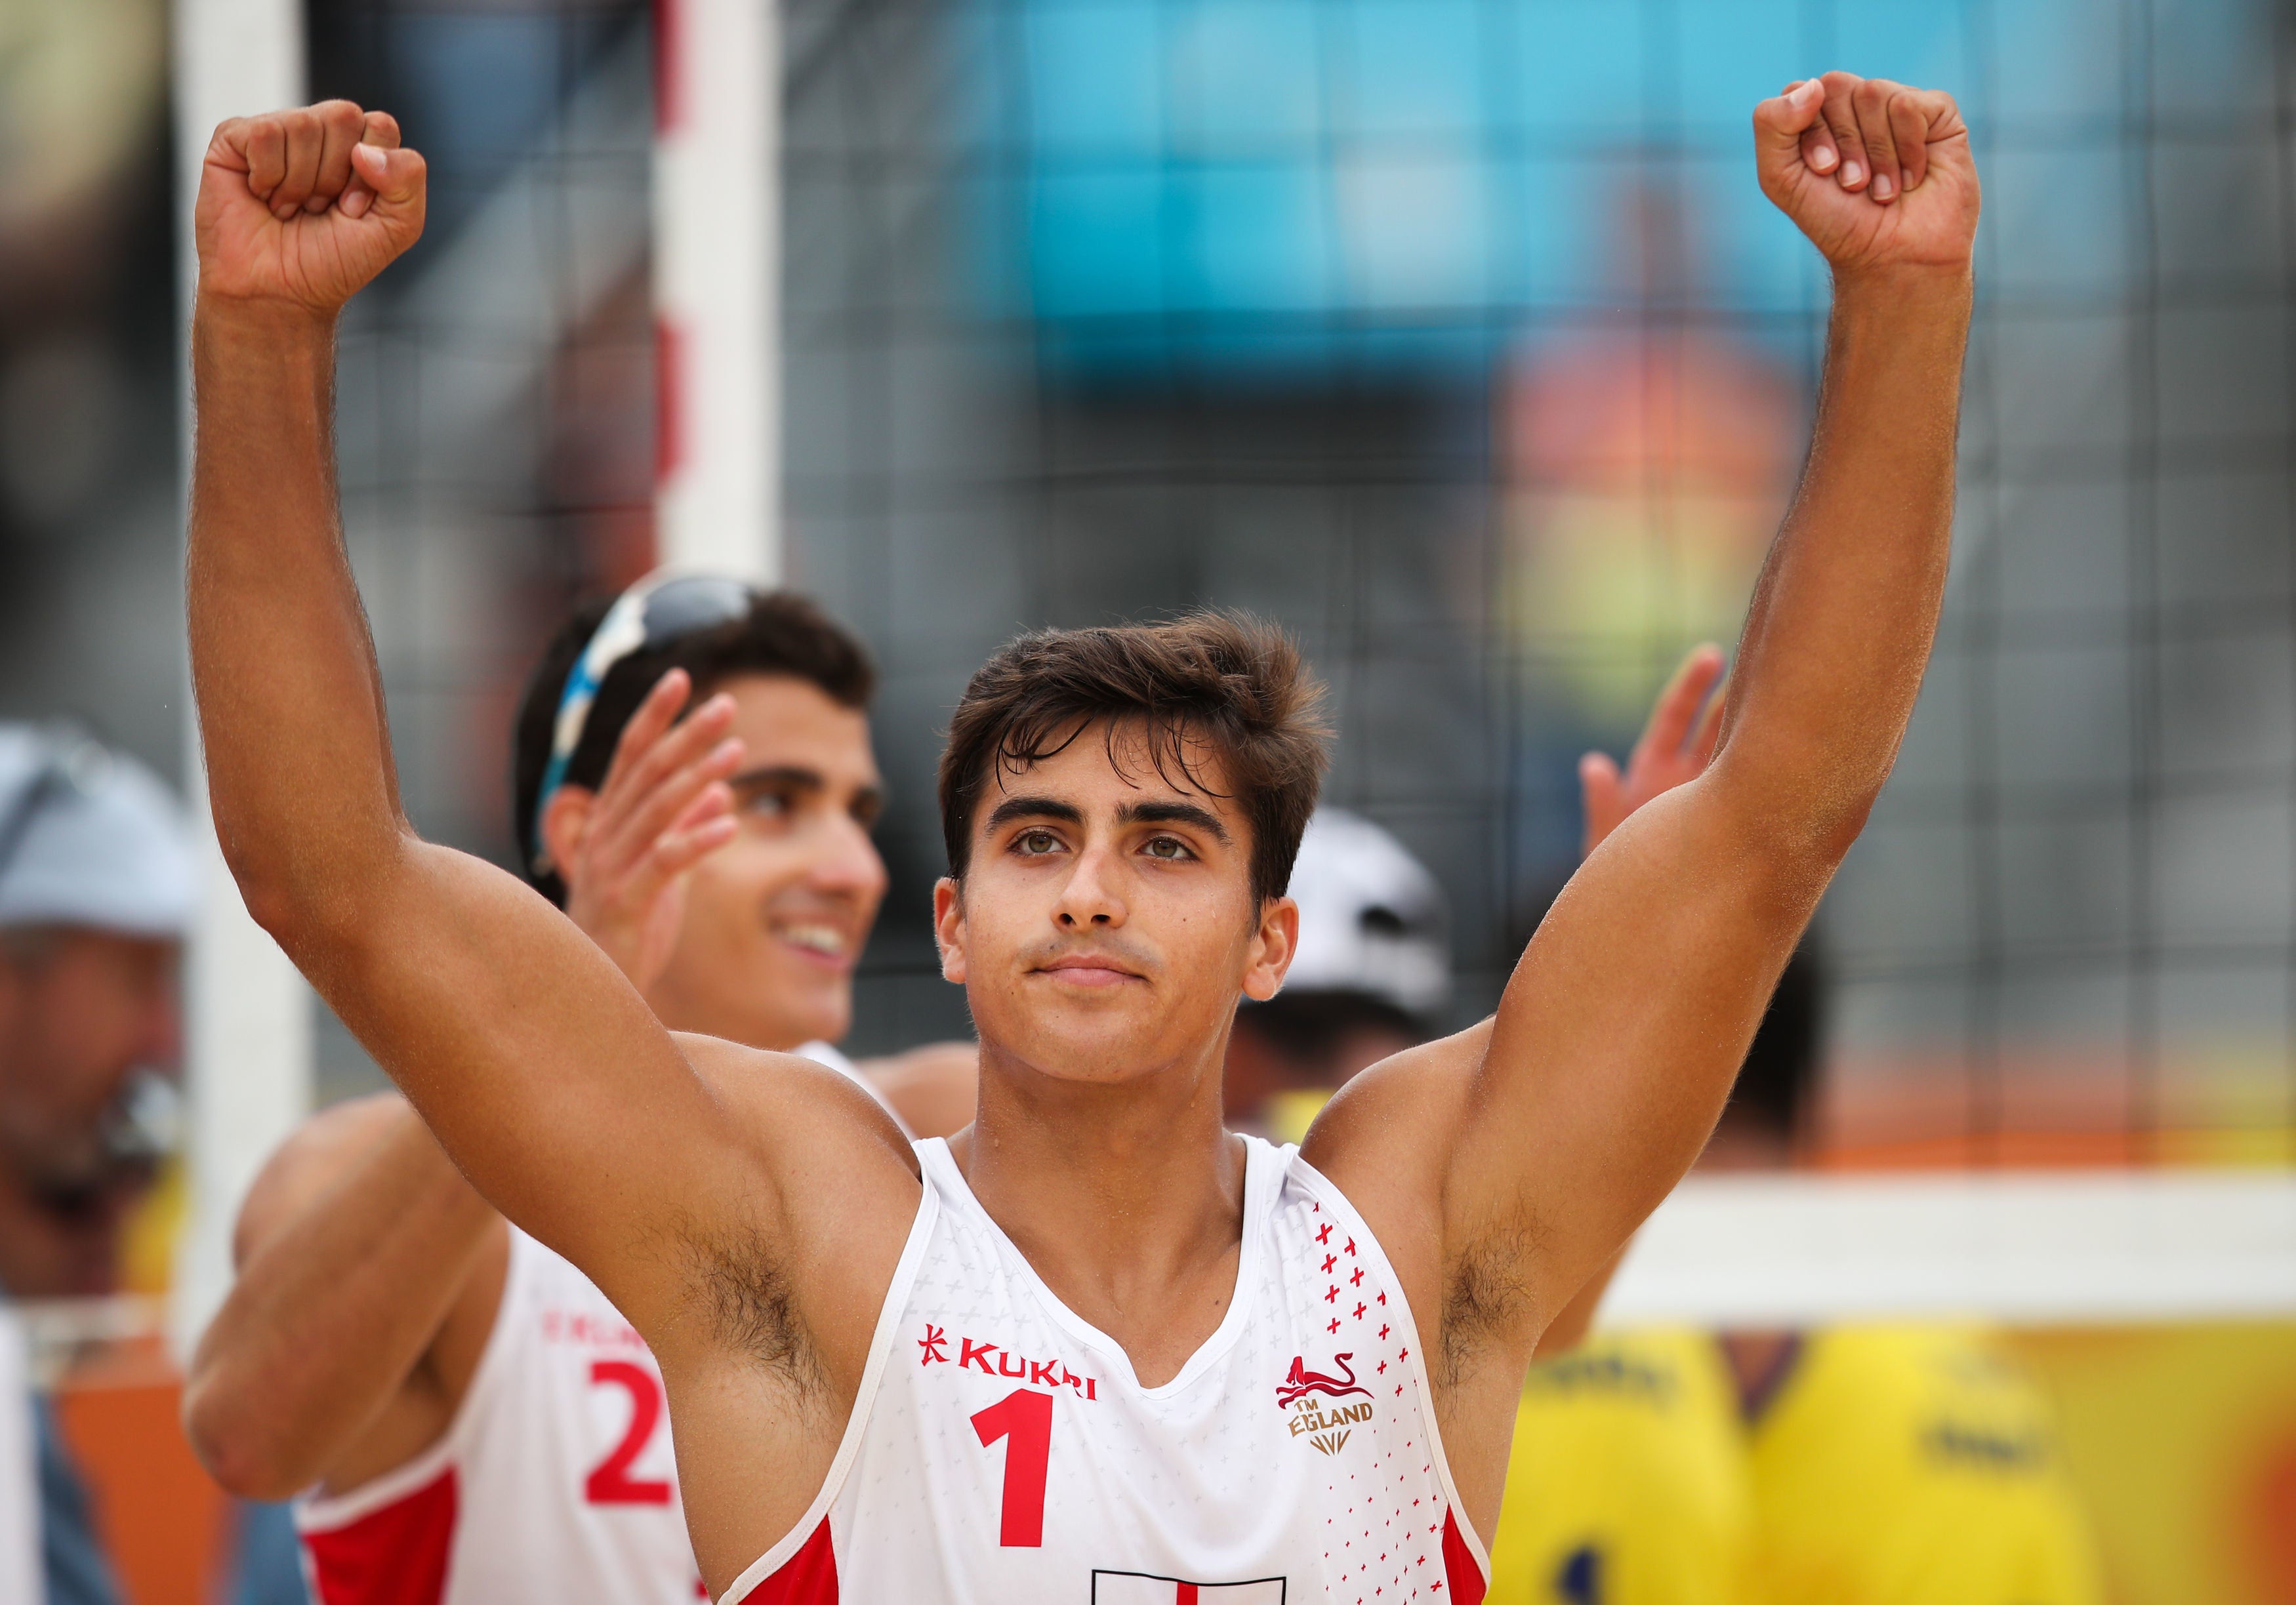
[141,0,2296,1358]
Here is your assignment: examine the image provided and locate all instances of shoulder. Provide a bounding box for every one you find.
[1298,1019,1491,1252]
[676,1033,924,1189]
[232,1092,422,1264]
[1303,1020,1488,1165]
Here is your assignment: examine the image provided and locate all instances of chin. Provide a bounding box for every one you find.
[779,980,851,1049]
[1006,1023,1181,1087]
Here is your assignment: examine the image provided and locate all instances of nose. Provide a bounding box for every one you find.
[1054,843,1127,930]
[808,807,889,901]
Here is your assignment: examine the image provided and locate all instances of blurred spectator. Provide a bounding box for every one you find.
[0,723,192,1605]
[1223,808,1448,1142]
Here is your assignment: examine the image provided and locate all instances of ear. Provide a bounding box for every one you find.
[539,784,598,876]
[933,877,967,985]
[1241,894,1298,1002]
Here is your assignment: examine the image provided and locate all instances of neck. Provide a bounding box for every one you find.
[1718,1329,1802,1421]
[951,1035,1247,1387]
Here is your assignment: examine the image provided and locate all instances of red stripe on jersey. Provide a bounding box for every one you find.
[1441,1509,1486,1605]
[741,1516,838,1604]
[302,1467,456,1605]
[1176,1585,1199,1604]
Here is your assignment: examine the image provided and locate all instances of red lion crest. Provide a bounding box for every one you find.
[1276,1353,1373,1408]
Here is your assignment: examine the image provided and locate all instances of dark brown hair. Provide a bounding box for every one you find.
[937,612,1329,904]
[513,589,875,905]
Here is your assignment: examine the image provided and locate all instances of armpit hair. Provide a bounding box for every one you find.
[1439,1211,1540,1389]
[663,1208,827,1401]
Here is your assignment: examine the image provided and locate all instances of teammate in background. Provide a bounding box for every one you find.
[184,588,973,1600]
[0,725,194,1605]
[186,71,1978,1599]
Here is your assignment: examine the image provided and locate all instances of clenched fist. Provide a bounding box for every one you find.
[195,101,426,315]
[1755,73,1978,277]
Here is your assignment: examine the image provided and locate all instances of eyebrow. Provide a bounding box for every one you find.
[729,765,825,795]
[982,794,1232,844]
[732,767,885,814]
[1118,800,1231,844]
[983,794,1084,833]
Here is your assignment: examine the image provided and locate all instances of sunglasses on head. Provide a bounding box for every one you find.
[531,571,755,874]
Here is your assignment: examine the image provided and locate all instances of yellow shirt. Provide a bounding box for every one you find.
[1747,1326,2103,1605]
[1488,1328,1752,1605]
[1489,1325,2102,1605]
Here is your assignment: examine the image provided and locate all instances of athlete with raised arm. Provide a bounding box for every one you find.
[187,73,1977,1600]
[182,583,971,1601]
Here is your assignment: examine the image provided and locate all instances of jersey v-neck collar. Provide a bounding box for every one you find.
[912,1133,1277,1401]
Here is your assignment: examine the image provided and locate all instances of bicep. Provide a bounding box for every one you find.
[1448,777,1815,1318]
[300,839,769,1330]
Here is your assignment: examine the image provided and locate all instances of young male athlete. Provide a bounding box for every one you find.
[186,71,1978,1600]
[183,589,970,1599]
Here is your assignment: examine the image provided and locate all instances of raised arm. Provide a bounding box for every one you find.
[1316,74,1977,1381]
[187,102,785,1339]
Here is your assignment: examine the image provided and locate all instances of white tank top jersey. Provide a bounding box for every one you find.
[725,1135,1492,1605]
[294,1223,704,1604]
[294,1043,900,1605]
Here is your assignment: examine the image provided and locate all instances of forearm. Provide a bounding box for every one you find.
[184,1105,497,1498]
[1714,268,1972,859]
[188,299,405,945]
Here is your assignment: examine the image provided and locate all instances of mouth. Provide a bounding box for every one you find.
[1032,953,1145,988]
[771,920,856,970]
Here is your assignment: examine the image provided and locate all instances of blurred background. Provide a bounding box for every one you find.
[1,0,2293,1599]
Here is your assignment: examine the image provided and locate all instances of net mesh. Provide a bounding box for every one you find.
[311,0,2296,1200]
[787,0,2296,1185]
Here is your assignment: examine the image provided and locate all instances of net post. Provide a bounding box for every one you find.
[653,0,781,582]
[169,0,314,1360]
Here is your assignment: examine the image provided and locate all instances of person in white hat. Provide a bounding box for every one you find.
[0,722,195,1605]
[1220,807,1454,1142]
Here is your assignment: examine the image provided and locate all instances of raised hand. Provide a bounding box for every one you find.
[195,102,426,314]
[1578,644,1727,858]
[1755,73,1978,277]
[543,670,745,996]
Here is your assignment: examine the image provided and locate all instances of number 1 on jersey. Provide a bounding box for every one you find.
[970,1388,1052,1547]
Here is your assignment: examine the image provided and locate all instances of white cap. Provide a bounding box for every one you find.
[0,725,195,939]
[1279,809,1450,1016]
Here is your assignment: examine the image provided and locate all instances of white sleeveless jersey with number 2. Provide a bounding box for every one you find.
[289,1043,894,1605]
[726,1135,1492,1605]
[293,1225,703,1604]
